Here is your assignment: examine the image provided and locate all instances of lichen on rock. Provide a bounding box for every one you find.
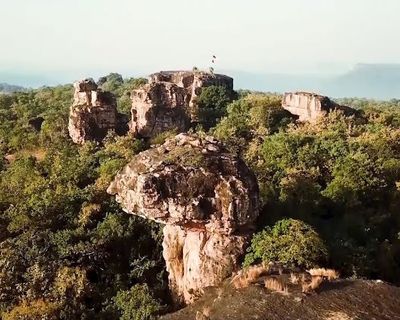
[107,133,259,304]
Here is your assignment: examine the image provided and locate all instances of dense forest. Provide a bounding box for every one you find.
[0,73,400,319]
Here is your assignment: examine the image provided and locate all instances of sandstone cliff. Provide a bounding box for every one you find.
[107,133,259,304]
[130,71,234,138]
[68,78,118,144]
[282,92,355,122]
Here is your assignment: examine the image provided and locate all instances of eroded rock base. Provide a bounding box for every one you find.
[163,225,248,305]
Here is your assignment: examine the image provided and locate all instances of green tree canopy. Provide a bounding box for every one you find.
[244,219,328,269]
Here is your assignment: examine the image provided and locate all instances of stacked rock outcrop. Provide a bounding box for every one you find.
[130,71,234,138]
[282,92,355,122]
[107,133,259,304]
[68,79,117,144]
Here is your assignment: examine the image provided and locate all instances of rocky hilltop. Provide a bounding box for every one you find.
[130,71,234,138]
[68,74,359,144]
[68,78,118,144]
[107,133,259,304]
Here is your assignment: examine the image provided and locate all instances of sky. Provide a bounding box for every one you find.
[1,0,400,83]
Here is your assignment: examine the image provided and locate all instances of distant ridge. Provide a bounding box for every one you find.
[2,63,400,99]
[328,63,400,99]
[0,82,26,94]
[230,63,400,100]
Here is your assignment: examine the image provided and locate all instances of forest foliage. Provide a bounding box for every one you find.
[1,73,400,318]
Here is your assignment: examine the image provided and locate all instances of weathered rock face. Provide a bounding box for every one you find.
[163,225,248,303]
[68,79,117,144]
[282,92,341,122]
[130,82,189,139]
[130,71,234,138]
[107,133,259,304]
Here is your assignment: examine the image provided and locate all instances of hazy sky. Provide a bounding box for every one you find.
[1,0,400,79]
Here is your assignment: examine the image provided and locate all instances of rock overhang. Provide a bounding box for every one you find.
[107,133,259,234]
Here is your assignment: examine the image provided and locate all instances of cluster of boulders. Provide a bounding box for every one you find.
[107,133,259,304]
[67,71,358,305]
[68,71,234,144]
[68,72,356,144]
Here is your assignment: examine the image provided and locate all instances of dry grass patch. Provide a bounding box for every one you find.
[231,264,269,289]
[308,268,339,281]
[195,306,211,320]
[264,277,288,294]
[302,275,324,294]
[231,263,339,295]
[290,272,301,285]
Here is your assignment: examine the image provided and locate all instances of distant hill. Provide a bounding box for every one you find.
[0,82,26,93]
[2,63,400,99]
[326,64,400,99]
[231,64,400,100]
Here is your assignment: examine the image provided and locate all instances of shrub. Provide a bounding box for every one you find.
[3,299,60,320]
[113,284,162,320]
[244,219,328,268]
[149,129,178,146]
[197,85,235,129]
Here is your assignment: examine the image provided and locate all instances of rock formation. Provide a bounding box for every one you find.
[68,78,117,144]
[107,133,259,304]
[130,71,234,138]
[282,92,354,122]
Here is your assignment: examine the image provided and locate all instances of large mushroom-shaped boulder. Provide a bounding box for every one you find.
[107,133,259,304]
